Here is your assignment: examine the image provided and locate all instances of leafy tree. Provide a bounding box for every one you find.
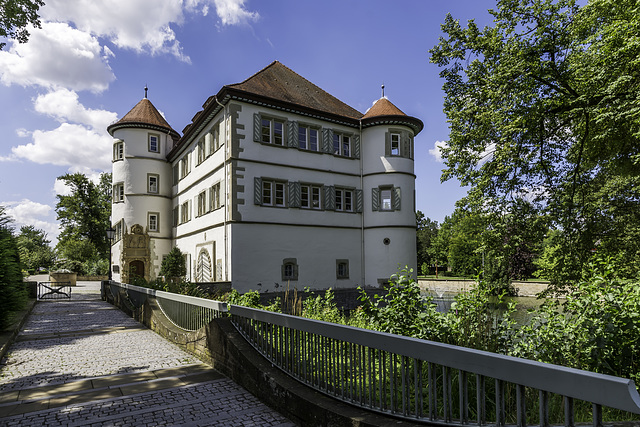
[416,211,438,274]
[160,246,187,282]
[430,0,640,289]
[16,225,55,273]
[55,172,111,274]
[0,206,26,329]
[0,0,44,50]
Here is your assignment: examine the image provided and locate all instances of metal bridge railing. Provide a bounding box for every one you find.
[106,281,227,331]
[229,305,640,426]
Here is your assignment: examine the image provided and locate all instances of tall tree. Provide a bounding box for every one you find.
[0,0,44,50]
[56,173,111,272]
[416,211,438,273]
[16,225,55,272]
[430,0,640,289]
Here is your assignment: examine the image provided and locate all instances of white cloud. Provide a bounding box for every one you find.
[12,123,112,171]
[34,89,117,131]
[53,179,73,196]
[429,140,448,163]
[213,0,259,26]
[0,22,115,92]
[3,199,59,240]
[41,0,190,62]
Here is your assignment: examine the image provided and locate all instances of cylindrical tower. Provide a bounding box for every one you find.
[361,97,423,286]
[107,93,180,283]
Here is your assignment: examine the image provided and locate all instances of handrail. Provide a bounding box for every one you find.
[116,282,228,313]
[230,304,640,418]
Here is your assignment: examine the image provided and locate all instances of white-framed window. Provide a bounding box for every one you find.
[336,259,349,279]
[148,134,159,153]
[372,186,401,212]
[391,133,400,156]
[148,212,159,232]
[180,200,190,224]
[333,133,351,157]
[386,130,413,159]
[335,188,353,212]
[381,188,392,211]
[262,180,286,207]
[211,123,221,153]
[148,174,159,194]
[113,183,124,203]
[261,117,285,145]
[180,154,190,179]
[197,191,207,217]
[114,220,124,242]
[300,184,321,209]
[113,141,124,161]
[298,125,319,151]
[209,183,221,211]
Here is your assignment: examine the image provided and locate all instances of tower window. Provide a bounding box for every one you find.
[113,141,124,161]
[148,174,159,194]
[113,183,124,203]
[281,258,298,281]
[148,213,159,232]
[148,134,160,153]
[336,259,349,279]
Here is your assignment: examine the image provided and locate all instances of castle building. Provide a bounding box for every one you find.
[107,61,423,292]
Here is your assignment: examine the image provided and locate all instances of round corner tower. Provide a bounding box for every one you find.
[107,93,180,283]
[361,96,423,285]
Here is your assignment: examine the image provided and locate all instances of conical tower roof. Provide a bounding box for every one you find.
[362,97,407,119]
[108,98,179,138]
[361,96,423,134]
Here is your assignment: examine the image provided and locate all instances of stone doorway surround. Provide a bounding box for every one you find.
[121,224,150,284]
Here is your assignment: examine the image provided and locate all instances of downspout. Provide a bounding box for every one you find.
[215,96,229,282]
[359,119,365,287]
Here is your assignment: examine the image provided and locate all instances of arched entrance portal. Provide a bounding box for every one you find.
[129,260,145,279]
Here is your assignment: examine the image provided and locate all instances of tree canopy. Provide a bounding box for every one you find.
[0,0,44,50]
[430,0,640,288]
[55,172,111,274]
[16,225,55,272]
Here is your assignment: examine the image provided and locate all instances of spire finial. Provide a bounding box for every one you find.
[381,83,385,98]
[144,85,148,99]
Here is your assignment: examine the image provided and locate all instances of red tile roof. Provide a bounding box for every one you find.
[227,61,363,119]
[108,98,179,137]
[362,97,407,119]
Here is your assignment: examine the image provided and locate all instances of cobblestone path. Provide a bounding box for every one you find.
[0,282,295,426]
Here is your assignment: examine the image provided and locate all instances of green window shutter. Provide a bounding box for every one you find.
[253,113,261,142]
[385,132,391,156]
[288,181,300,208]
[393,187,402,211]
[322,129,334,153]
[402,131,411,159]
[254,177,262,205]
[355,189,363,213]
[323,185,335,210]
[288,121,299,148]
[353,134,361,159]
[372,187,380,211]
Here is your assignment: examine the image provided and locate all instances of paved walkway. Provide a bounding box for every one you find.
[0,282,295,426]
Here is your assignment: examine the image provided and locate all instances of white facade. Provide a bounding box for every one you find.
[108,62,423,292]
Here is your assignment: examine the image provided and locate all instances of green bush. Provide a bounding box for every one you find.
[0,209,27,329]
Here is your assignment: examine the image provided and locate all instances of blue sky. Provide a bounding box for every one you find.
[0,0,497,244]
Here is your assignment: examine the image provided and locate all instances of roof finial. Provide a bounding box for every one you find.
[381,83,385,98]
[144,85,148,99]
